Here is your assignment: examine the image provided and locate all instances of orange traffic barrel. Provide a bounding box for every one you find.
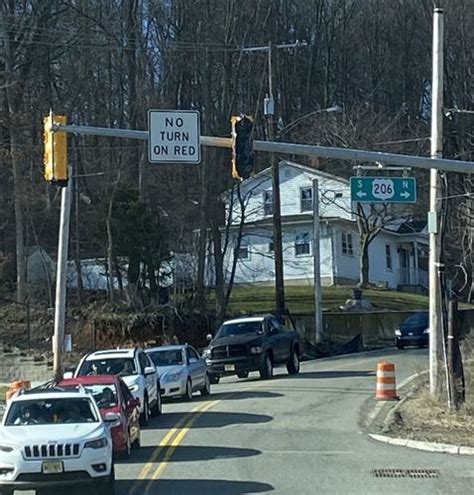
[5,379,31,402]
[376,361,398,400]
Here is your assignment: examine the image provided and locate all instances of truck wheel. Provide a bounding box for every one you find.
[287,348,300,375]
[259,353,273,380]
[237,371,249,379]
[209,374,220,385]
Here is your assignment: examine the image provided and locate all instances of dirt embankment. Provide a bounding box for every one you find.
[0,297,212,360]
[384,338,474,447]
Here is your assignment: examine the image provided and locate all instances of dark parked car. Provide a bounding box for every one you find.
[202,314,301,381]
[395,312,429,349]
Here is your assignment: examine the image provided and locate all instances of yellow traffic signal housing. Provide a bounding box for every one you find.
[231,115,254,180]
[44,114,68,184]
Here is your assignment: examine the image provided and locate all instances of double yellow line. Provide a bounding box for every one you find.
[130,399,220,494]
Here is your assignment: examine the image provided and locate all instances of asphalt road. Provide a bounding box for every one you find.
[110,348,474,495]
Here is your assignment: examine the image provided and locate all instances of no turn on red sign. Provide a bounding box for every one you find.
[148,110,201,164]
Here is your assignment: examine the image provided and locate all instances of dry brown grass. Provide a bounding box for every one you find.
[389,335,474,446]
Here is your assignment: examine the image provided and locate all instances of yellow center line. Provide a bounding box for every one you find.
[144,400,220,493]
[132,373,301,493]
[129,400,212,494]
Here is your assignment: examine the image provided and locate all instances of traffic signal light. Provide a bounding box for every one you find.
[44,113,68,185]
[231,115,254,180]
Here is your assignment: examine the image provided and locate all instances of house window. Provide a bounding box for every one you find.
[386,244,392,270]
[263,191,273,216]
[237,240,249,260]
[268,236,274,253]
[295,233,310,256]
[342,233,353,256]
[300,187,313,212]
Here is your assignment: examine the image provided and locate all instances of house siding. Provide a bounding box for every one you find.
[228,162,352,225]
[226,223,333,285]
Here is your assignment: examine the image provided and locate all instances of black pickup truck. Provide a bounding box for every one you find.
[202,314,301,382]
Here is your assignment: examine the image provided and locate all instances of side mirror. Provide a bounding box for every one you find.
[206,334,213,343]
[127,398,140,409]
[144,366,156,376]
[104,412,121,428]
[63,372,73,379]
[189,357,198,364]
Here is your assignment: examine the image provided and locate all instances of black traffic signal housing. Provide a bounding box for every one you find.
[231,115,254,179]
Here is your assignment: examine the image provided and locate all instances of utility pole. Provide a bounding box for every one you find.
[53,172,73,382]
[429,7,444,396]
[242,41,307,318]
[312,179,323,343]
[265,42,285,317]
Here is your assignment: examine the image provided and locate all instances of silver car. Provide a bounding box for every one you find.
[146,344,211,401]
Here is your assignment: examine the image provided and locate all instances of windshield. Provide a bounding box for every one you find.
[404,313,428,326]
[5,398,98,426]
[216,321,264,338]
[148,349,184,367]
[78,358,137,377]
[62,384,118,409]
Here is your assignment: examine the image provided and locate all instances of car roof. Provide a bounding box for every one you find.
[59,375,120,386]
[146,345,187,353]
[84,348,136,359]
[223,316,266,325]
[10,390,92,402]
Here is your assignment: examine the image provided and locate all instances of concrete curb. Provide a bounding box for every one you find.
[369,433,474,456]
[368,363,474,456]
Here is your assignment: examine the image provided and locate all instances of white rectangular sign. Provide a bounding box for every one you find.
[148,110,201,164]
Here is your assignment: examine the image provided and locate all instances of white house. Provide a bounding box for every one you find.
[220,161,428,289]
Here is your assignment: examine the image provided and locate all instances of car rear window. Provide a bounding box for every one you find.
[62,384,118,409]
[148,349,184,366]
[78,358,137,377]
[5,398,98,426]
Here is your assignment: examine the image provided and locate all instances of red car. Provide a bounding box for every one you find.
[59,375,140,458]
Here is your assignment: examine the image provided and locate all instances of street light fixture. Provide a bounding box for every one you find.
[278,105,343,136]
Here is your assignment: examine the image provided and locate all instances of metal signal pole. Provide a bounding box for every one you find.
[53,171,73,382]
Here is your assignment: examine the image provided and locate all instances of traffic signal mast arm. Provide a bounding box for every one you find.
[53,122,474,175]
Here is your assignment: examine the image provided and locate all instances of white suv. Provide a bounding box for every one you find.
[0,386,115,495]
[73,348,161,425]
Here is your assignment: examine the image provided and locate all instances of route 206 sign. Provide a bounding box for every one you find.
[350,176,417,203]
[148,110,201,164]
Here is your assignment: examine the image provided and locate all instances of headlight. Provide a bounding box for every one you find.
[250,346,263,354]
[128,384,140,392]
[84,437,108,449]
[394,330,402,336]
[163,372,183,383]
[0,444,16,453]
[423,328,430,334]
[202,349,211,358]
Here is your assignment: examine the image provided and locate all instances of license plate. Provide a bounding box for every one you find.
[225,364,235,372]
[42,461,64,474]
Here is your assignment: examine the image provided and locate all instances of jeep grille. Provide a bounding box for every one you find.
[24,443,80,459]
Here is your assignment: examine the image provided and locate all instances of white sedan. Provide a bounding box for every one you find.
[146,345,211,401]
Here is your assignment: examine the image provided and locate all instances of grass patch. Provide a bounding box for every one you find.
[215,285,429,313]
[388,361,474,447]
